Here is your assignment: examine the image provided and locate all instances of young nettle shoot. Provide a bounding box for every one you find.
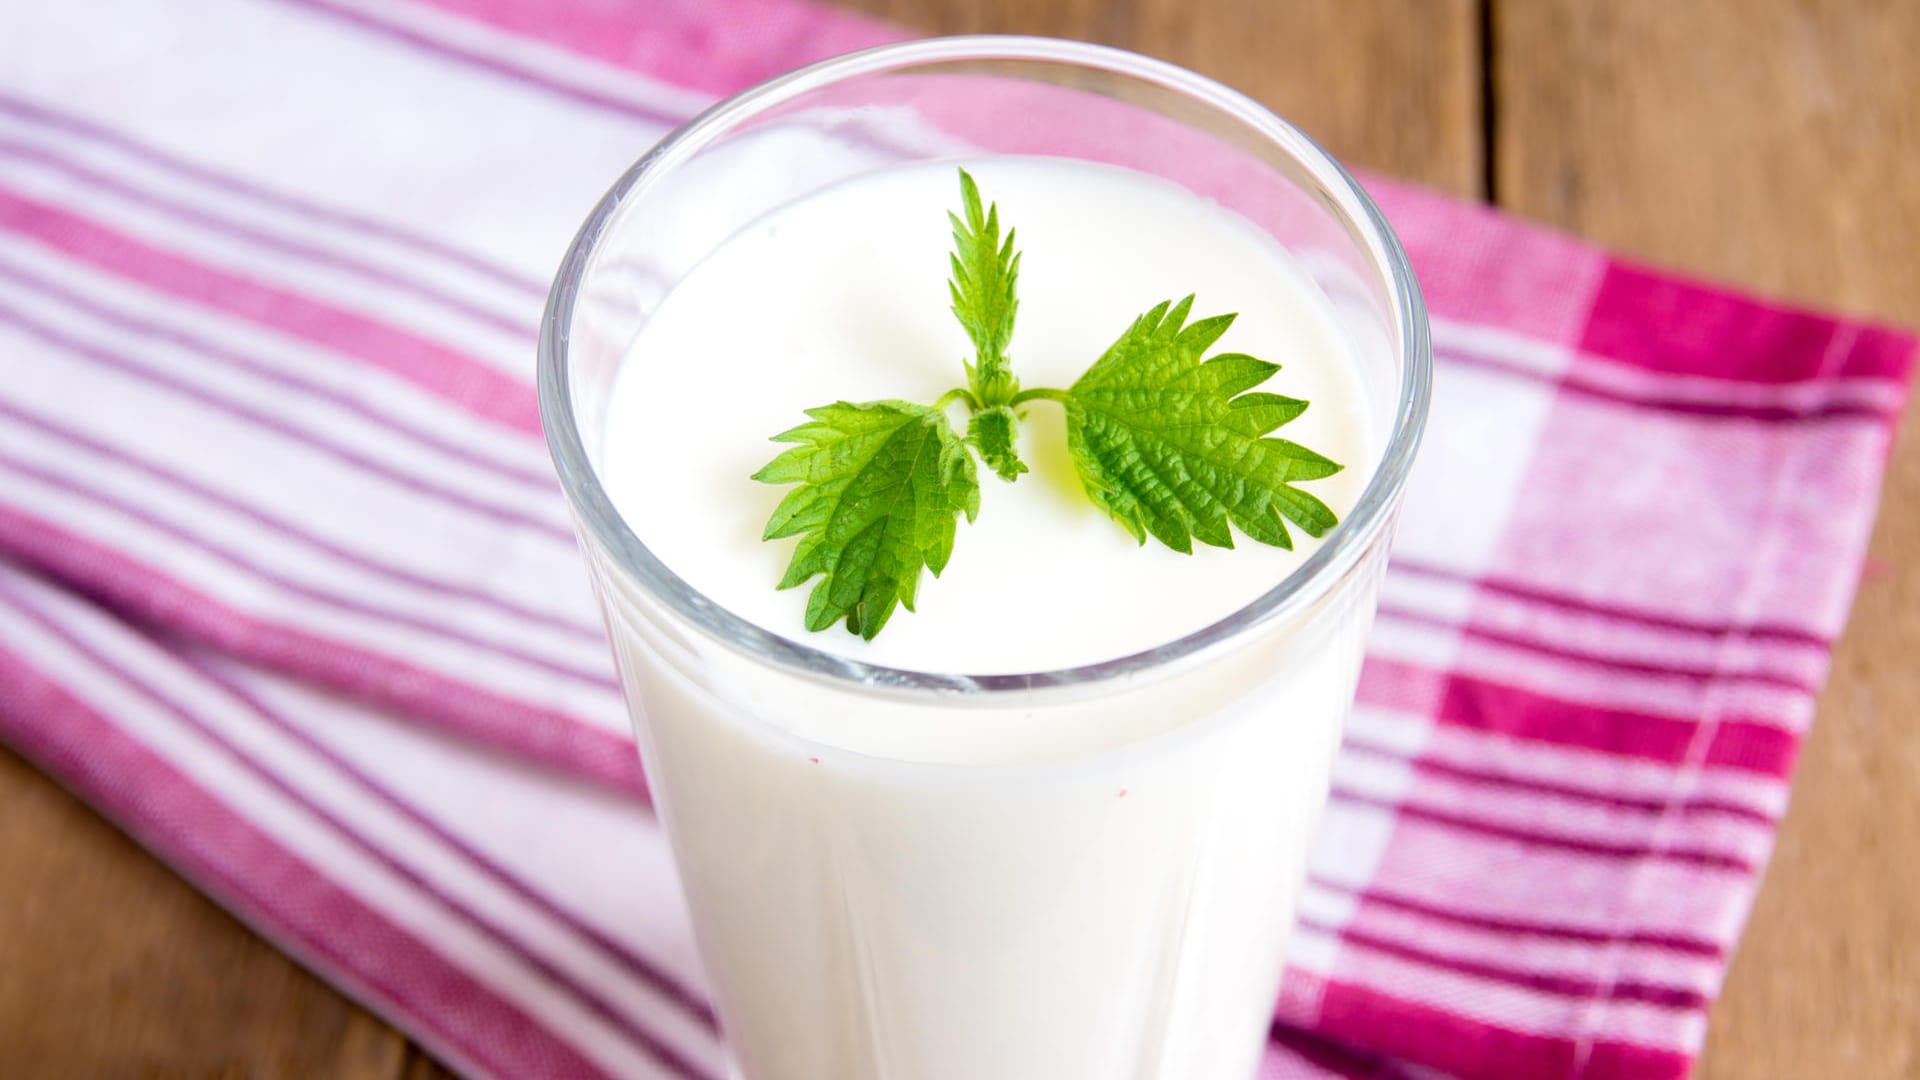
[753,169,1343,640]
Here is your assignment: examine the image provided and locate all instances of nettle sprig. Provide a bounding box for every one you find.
[753,169,1343,640]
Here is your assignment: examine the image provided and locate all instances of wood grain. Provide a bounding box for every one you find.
[1493,3,1920,1077]
[0,744,407,1078]
[839,0,1485,198]
[2,1,1914,1076]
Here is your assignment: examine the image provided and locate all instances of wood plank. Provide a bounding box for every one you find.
[0,745,409,1078]
[406,1045,464,1080]
[836,0,1485,198]
[1493,2,1920,1077]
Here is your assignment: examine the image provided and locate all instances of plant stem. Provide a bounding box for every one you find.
[935,387,981,412]
[1009,386,1070,406]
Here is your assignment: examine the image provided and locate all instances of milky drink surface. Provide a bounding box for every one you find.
[599,158,1380,1080]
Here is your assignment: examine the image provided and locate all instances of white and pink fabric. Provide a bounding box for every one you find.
[0,2,1910,1078]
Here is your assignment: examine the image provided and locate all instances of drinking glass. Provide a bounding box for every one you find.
[540,35,1429,1080]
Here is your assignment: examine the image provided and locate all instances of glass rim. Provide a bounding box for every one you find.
[538,34,1432,697]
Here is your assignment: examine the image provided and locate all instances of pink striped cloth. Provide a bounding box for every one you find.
[0,1,1909,1078]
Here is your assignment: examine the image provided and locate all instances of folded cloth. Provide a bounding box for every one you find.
[0,1,1910,1078]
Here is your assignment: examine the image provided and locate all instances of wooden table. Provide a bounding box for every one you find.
[2,1,1914,1076]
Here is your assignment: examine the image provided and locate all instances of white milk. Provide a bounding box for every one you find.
[596,158,1381,1080]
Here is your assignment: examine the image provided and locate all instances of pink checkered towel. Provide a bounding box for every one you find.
[0,1,1909,1078]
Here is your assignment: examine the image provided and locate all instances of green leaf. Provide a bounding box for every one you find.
[949,168,1021,406]
[966,403,1027,481]
[754,400,980,639]
[1061,296,1342,554]
[747,171,1346,642]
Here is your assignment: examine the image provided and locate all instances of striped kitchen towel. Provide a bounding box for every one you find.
[0,1,1910,1078]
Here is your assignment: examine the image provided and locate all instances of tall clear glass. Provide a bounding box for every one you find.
[540,36,1429,1080]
